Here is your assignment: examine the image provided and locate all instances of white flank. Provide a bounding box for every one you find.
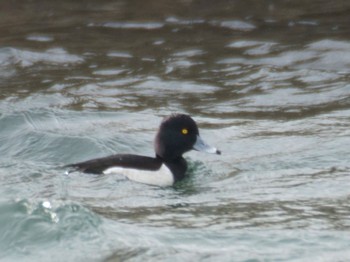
[103,164,174,187]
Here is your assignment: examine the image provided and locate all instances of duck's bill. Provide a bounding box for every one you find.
[193,135,221,155]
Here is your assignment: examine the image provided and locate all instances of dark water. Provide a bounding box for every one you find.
[1,1,350,261]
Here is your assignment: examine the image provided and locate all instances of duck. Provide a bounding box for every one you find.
[66,114,220,186]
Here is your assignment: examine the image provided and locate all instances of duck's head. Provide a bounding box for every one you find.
[154,114,221,160]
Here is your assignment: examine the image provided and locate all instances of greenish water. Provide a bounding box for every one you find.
[1,1,350,261]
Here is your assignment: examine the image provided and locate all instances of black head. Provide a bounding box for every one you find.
[154,114,220,160]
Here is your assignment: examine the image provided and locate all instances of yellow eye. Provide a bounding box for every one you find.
[181,128,188,135]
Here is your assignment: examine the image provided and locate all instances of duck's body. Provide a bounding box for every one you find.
[68,154,185,186]
[66,114,220,186]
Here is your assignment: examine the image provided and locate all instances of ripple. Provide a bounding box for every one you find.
[0,199,104,261]
[219,39,350,72]
[0,47,83,67]
[227,40,278,55]
[98,21,164,30]
[134,77,220,95]
[92,68,126,76]
[26,35,54,42]
[172,49,206,57]
[165,16,205,25]
[211,20,256,31]
[107,51,133,58]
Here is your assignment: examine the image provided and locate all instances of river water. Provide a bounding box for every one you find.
[1,1,350,261]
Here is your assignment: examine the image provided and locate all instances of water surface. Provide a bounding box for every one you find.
[1,1,350,261]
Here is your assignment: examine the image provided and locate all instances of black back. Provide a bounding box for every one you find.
[67,154,162,174]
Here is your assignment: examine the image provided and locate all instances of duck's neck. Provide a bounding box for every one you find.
[157,155,188,182]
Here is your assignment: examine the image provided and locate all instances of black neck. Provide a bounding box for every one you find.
[157,155,188,182]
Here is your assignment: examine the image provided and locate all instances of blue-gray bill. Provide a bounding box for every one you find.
[193,135,221,155]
